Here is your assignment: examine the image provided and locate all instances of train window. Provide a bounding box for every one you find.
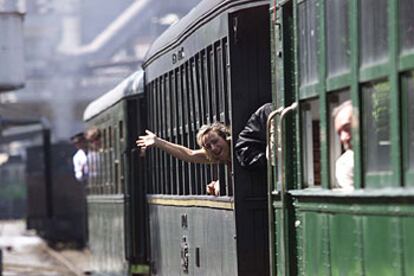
[359,0,388,67]
[119,120,124,140]
[108,126,112,148]
[301,99,321,187]
[402,72,414,176]
[400,0,414,54]
[328,91,351,189]
[362,80,391,177]
[326,0,350,77]
[298,0,319,87]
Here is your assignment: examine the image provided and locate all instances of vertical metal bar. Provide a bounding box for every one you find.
[182,63,191,195]
[192,57,201,195]
[188,60,197,195]
[165,74,172,194]
[267,107,284,276]
[200,50,208,194]
[171,71,178,195]
[155,79,161,194]
[278,102,297,276]
[389,0,402,186]
[224,37,233,196]
[349,0,362,189]
[161,75,168,194]
[177,68,184,195]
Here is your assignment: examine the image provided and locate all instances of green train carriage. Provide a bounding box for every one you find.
[83,70,149,275]
[269,0,414,275]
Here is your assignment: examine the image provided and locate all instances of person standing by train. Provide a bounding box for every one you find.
[136,122,231,196]
[70,132,89,183]
[332,100,354,190]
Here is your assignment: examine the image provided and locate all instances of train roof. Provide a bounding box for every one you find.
[83,70,144,121]
[143,0,224,66]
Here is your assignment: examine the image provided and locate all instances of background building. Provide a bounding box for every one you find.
[0,0,200,141]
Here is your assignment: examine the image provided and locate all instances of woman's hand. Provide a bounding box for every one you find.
[206,180,220,196]
[136,130,157,155]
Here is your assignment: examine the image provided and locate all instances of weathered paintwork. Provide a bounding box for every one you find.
[270,0,414,275]
[148,202,237,275]
[88,195,128,275]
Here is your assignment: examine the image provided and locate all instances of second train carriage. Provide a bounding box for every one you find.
[83,70,148,275]
[269,0,414,275]
[142,0,271,274]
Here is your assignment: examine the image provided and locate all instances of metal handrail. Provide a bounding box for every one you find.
[278,102,297,276]
[266,106,283,276]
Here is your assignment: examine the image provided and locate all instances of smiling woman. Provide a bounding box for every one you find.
[136,122,231,196]
[137,122,231,164]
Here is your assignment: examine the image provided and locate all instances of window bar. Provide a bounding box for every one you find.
[171,71,178,195]
[187,60,197,195]
[160,75,168,194]
[176,68,184,195]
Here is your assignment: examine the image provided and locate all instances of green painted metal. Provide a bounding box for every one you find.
[318,0,329,190]
[298,83,319,100]
[402,217,414,274]
[388,0,402,189]
[362,216,401,275]
[399,54,414,71]
[329,214,362,276]
[326,73,351,92]
[271,0,414,275]
[349,0,362,189]
[358,64,389,83]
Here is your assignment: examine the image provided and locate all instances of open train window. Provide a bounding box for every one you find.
[328,91,351,189]
[301,99,320,187]
[362,79,391,187]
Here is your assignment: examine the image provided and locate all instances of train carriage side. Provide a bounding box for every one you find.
[83,70,148,275]
[143,0,271,275]
[270,0,414,275]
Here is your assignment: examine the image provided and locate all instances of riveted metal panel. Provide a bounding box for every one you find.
[148,203,237,276]
[329,214,362,276]
[299,212,330,276]
[402,217,414,274]
[87,195,127,275]
[362,216,402,276]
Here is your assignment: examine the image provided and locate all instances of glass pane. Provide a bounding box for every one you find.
[359,0,388,66]
[298,0,319,86]
[301,99,320,187]
[405,72,414,170]
[328,91,351,188]
[326,0,350,77]
[400,0,414,54]
[362,80,391,172]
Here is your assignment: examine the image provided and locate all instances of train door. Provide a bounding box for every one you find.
[269,0,297,275]
[125,96,149,274]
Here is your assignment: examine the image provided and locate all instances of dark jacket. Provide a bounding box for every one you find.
[235,103,273,169]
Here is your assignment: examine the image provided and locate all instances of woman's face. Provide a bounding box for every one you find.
[201,131,230,162]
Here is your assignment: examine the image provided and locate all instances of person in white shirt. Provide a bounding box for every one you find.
[332,100,354,190]
[70,132,88,183]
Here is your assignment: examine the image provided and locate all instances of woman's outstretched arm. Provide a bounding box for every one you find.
[136,130,211,164]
